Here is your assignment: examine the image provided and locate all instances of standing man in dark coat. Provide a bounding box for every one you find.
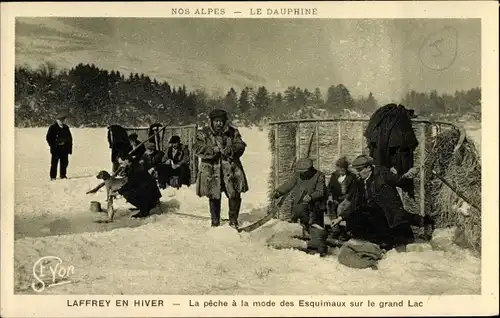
[46,112,73,180]
[193,109,249,229]
[116,154,162,218]
[334,154,433,251]
[272,158,329,257]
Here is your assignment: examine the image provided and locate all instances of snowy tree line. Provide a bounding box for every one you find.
[14,62,481,127]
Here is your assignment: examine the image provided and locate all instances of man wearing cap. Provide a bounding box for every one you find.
[160,135,191,189]
[193,109,249,228]
[326,156,357,241]
[272,158,328,257]
[46,111,73,180]
[335,154,432,251]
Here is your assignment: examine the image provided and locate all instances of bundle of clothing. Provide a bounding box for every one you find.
[363,104,419,198]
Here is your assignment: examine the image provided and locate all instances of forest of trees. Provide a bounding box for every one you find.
[14,63,481,127]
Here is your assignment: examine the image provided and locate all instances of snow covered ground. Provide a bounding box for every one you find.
[13,125,482,295]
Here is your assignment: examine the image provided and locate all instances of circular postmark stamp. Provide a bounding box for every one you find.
[419,26,459,71]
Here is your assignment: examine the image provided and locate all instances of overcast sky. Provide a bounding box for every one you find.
[16,18,480,102]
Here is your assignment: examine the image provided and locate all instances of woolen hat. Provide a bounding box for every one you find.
[296,158,313,172]
[128,133,138,140]
[335,156,349,169]
[145,142,156,150]
[351,154,373,169]
[56,111,68,119]
[209,109,228,120]
[169,135,181,144]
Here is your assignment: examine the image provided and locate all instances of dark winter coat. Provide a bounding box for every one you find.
[344,166,410,229]
[193,120,249,199]
[46,123,73,154]
[117,161,162,210]
[130,140,146,161]
[107,125,132,160]
[327,170,356,202]
[364,104,418,198]
[164,144,191,186]
[140,150,165,171]
[276,168,327,225]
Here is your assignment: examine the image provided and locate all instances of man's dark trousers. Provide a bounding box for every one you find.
[50,146,69,179]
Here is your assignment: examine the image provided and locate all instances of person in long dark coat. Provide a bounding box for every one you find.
[193,109,249,228]
[335,154,433,251]
[273,158,328,257]
[364,104,419,198]
[46,112,73,180]
[107,125,132,173]
[116,154,162,218]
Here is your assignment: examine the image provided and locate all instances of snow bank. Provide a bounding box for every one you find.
[13,126,481,295]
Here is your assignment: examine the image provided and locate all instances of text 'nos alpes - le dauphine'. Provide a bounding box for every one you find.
[171,8,319,16]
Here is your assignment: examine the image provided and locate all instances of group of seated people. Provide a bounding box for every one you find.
[273,154,434,257]
[106,129,192,218]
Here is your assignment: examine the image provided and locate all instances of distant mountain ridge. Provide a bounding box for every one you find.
[15,19,274,95]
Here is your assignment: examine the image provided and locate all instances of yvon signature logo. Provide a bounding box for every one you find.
[31,256,75,293]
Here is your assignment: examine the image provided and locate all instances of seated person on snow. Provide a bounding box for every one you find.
[332,154,434,252]
[139,142,165,176]
[157,135,191,189]
[326,156,357,241]
[272,158,329,257]
[115,154,162,218]
[128,132,146,163]
[327,156,357,217]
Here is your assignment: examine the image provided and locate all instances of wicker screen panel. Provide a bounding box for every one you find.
[318,121,341,185]
[125,124,198,185]
[340,120,365,164]
[274,123,298,221]
[268,118,454,226]
[124,127,150,144]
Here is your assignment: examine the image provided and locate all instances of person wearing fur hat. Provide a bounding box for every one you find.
[46,111,73,180]
[193,109,249,229]
[272,158,328,257]
[335,154,433,251]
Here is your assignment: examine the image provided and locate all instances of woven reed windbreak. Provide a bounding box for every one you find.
[426,127,482,254]
[125,124,199,185]
[267,118,465,230]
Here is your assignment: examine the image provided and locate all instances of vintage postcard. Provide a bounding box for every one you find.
[1,1,498,317]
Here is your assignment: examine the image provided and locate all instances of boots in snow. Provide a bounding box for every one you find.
[228,197,242,229]
[307,225,329,257]
[209,198,221,227]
